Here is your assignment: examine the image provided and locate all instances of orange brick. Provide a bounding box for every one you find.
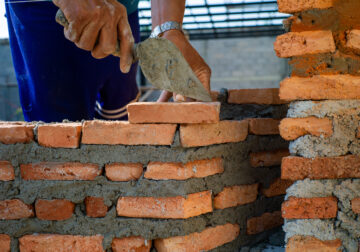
[214,184,259,209]
[105,163,143,182]
[0,234,10,252]
[277,0,334,13]
[0,161,14,181]
[282,155,360,180]
[247,211,283,235]
[144,157,223,180]
[248,118,280,135]
[280,75,360,101]
[279,117,333,141]
[0,122,34,144]
[286,236,342,252]
[128,102,220,124]
[112,236,151,252]
[35,199,74,221]
[180,120,248,147]
[19,234,104,252]
[282,197,338,219]
[346,30,360,52]
[250,149,290,168]
[154,223,240,252]
[38,123,82,148]
[227,88,286,105]
[262,178,293,197]
[85,197,108,218]
[0,199,34,220]
[20,162,101,181]
[82,121,176,145]
[351,198,360,214]
[117,191,212,219]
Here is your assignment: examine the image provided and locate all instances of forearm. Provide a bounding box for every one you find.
[151,0,186,29]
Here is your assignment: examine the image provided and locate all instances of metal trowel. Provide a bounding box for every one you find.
[55,10,212,102]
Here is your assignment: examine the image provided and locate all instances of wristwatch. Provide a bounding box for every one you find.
[150,21,183,38]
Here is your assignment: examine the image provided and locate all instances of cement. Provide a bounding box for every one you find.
[285,179,338,199]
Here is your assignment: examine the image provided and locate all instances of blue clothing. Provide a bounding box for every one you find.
[5,1,140,122]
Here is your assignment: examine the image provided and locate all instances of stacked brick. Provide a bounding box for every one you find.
[275,0,360,251]
[0,88,288,251]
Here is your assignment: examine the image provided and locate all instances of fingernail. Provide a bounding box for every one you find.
[175,94,186,102]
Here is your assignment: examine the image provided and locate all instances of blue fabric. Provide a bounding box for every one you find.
[5,1,140,122]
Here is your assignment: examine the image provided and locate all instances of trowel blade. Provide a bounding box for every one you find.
[135,38,212,102]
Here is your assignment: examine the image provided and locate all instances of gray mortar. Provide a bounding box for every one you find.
[285,179,338,199]
[220,104,288,121]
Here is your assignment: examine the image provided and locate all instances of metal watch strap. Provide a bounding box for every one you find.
[150,21,183,38]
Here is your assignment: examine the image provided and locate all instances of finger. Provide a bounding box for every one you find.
[174,94,186,102]
[64,20,87,43]
[157,90,173,102]
[76,20,103,51]
[118,16,134,73]
[92,23,117,59]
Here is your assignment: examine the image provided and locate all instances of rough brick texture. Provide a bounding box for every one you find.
[250,149,289,168]
[279,117,333,141]
[144,158,223,180]
[0,199,34,220]
[0,234,10,252]
[0,122,34,144]
[248,118,280,135]
[357,126,360,138]
[20,162,101,181]
[0,161,14,181]
[180,120,248,147]
[85,197,108,218]
[246,211,283,235]
[112,236,151,252]
[261,178,293,197]
[105,163,143,181]
[286,236,342,252]
[227,88,286,105]
[117,191,212,219]
[82,121,176,145]
[214,184,259,209]
[127,102,220,124]
[274,31,335,58]
[346,30,360,52]
[282,197,338,219]
[351,198,360,214]
[38,123,82,148]
[35,199,75,221]
[154,223,240,252]
[277,0,335,13]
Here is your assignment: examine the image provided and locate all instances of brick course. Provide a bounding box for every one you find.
[277,0,334,13]
[35,199,75,221]
[105,163,143,181]
[0,122,34,144]
[214,184,259,209]
[346,30,360,52]
[351,198,360,214]
[0,199,34,220]
[0,234,10,252]
[286,236,342,252]
[248,118,280,135]
[250,149,289,168]
[85,197,108,218]
[261,178,293,197]
[38,123,82,148]
[112,236,151,252]
[0,161,14,181]
[227,88,286,105]
[246,211,283,235]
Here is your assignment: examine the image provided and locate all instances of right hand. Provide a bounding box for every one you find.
[53,0,134,73]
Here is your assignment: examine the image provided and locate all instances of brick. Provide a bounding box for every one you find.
[0,122,34,144]
[180,120,248,147]
[154,223,240,252]
[247,211,283,235]
[282,155,360,180]
[346,30,360,52]
[262,178,293,197]
[0,234,10,252]
[19,234,104,252]
[214,184,259,209]
[211,91,219,101]
[228,88,286,105]
[117,191,212,219]
[0,161,14,181]
[286,236,342,252]
[82,121,176,145]
[280,75,360,101]
[351,198,360,214]
[20,162,101,181]
[250,149,290,168]
[282,197,338,219]
[38,123,82,148]
[128,102,220,124]
[274,31,335,58]
[105,163,143,182]
[277,0,334,13]
[357,127,360,138]
[85,197,108,218]
[112,236,151,252]
[248,118,280,135]
[279,117,333,141]
[35,199,74,221]
[0,199,34,220]
[144,157,223,180]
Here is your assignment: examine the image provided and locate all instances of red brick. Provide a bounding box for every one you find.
[228,88,286,105]
[247,211,283,235]
[277,0,335,13]
[248,118,280,135]
[35,199,74,221]
[85,197,108,218]
[0,161,15,181]
[282,155,360,180]
[154,223,240,252]
[0,199,34,220]
[351,198,360,214]
[250,149,290,168]
[117,191,212,219]
[274,31,335,58]
[346,30,360,52]
[180,120,248,147]
[0,122,34,144]
[0,234,10,252]
[20,162,101,181]
[280,75,360,101]
[105,163,143,181]
[214,184,259,209]
[144,157,223,180]
[19,234,104,252]
[262,177,293,197]
[38,123,82,148]
[82,121,176,145]
[279,117,333,141]
[282,197,338,219]
[286,236,342,252]
[128,102,220,124]
[112,236,151,252]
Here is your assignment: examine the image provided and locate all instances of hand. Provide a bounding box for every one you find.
[53,0,134,73]
[156,30,211,102]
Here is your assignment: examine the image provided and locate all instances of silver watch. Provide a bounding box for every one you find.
[150,21,183,38]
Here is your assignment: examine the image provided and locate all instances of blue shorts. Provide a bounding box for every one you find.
[5,1,140,122]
